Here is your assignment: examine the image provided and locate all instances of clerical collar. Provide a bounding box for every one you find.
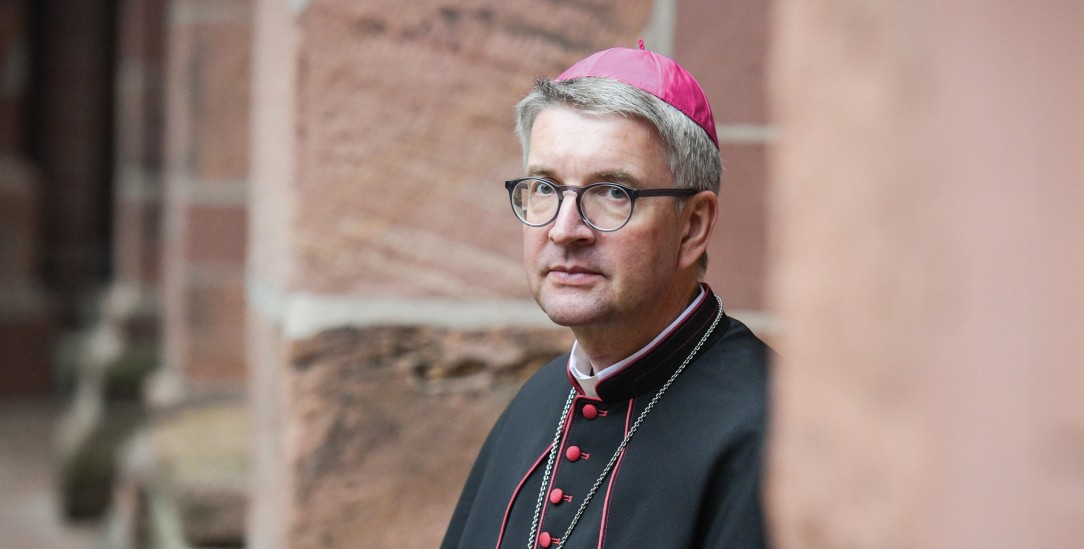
[568,284,723,401]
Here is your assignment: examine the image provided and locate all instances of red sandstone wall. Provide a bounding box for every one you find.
[767,1,1084,547]
[247,1,662,547]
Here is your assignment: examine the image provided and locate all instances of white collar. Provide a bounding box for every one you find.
[568,286,707,398]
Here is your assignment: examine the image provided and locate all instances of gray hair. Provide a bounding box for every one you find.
[514,77,721,194]
[514,77,721,275]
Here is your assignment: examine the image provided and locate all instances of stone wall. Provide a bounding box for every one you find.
[767,1,1084,547]
[245,1,661,545]
[243,1,779,546]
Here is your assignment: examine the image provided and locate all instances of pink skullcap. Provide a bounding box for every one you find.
[555,43,718,148]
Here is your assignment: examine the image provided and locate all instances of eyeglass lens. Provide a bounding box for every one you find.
[511,179,632,231]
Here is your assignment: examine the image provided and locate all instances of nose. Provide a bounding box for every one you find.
[548,191,595,245]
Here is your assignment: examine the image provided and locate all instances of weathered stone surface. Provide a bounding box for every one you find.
[284,325,572,548]
[258,0,654,298]
[246,1,652,546]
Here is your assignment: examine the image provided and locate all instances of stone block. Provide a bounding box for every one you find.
[279,324,572,548]
[269,0,654,297]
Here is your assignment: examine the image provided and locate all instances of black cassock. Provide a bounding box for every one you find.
[442,286,770,549]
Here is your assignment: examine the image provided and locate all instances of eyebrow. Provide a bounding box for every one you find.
[593,169,641,186]
[524,166,645,187]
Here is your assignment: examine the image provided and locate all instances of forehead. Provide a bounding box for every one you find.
[526,107,670,185]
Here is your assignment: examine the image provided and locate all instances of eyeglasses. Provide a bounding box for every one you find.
[505,177,698,232]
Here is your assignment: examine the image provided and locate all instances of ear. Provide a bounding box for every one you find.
[677,191,718,271]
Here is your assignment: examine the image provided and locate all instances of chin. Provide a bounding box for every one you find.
[537,296,608,328]
[543,311,594,328]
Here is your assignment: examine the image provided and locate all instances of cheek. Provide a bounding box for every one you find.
[521,228,545,263]
[616,228,679,277]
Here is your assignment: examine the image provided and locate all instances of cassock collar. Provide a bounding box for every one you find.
[566,283,729,403]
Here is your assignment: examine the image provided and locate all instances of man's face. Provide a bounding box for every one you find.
[522,106,687,333]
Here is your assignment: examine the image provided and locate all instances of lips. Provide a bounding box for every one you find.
[546,264,604,285]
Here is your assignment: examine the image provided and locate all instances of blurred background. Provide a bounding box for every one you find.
[0,0,1080,548]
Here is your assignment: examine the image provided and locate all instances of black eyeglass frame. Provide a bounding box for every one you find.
[504,177,699,232]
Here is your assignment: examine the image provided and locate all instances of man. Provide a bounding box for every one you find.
[442,44,770,548]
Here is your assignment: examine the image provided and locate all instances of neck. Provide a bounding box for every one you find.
[574,281,702,374]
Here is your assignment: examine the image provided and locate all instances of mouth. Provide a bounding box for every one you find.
[546,265,604,285]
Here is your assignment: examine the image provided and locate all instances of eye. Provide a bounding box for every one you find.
[534,181,557,196]
[604,186,630,201]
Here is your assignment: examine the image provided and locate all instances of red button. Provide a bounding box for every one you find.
[565,446,581,462]
[549,488,565,505]
[538,531,552,547]
[583,404,598,419]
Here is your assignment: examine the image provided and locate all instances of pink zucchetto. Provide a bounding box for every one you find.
[555,41,719,148]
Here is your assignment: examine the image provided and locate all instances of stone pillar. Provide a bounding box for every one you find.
[246,1,655,546]
[768,1,1084,547]
[153,0,252,404]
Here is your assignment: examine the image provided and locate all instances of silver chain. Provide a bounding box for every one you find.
[526,296,724,549]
